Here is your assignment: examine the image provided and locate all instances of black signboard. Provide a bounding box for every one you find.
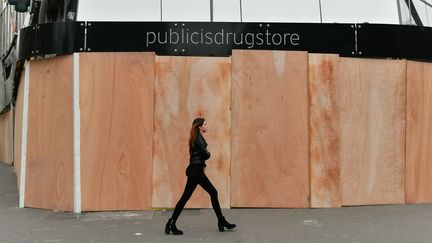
[18,25,36,59]
[356,24,408,59]
[17,21,432,61]
[86,22,356,56]
[35,22,85,56]
[406,26,432,61]
[18,21,85,59]
[356,24,432,61]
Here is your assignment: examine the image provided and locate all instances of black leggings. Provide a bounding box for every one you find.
[171,166,223,221]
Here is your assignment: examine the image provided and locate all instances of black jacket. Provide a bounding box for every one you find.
[189,133,211,166]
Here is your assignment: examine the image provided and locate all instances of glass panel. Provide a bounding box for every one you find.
[427,2,432,26]
[321,0,399,24]
[162,0,210,21]
[398,0,413,25]
[73,0,426,25]
[412,0,432,26]
[213,0,241,22]
[241,0,321,23]
[77,0,160,21]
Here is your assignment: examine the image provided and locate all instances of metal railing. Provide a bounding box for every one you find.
[1,2,26,59]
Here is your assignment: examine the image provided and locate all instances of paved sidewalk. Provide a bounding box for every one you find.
[1,162,432,243]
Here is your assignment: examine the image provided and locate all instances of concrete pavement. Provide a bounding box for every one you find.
[1,162,432,243]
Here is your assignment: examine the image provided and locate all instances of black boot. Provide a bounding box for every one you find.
[165,218,183,235]
[218,216,236,232]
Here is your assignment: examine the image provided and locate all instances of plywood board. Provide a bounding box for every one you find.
[231,50,309,208]
[80,52,155,211]
[0,113,6,163]
[152,56,231,209]
[14,71,25,190]
[7,110,13,165]
[339,58,406,206]
[309,54,341,208]
[406,61,432,203]
[25,56,74,210]
[0,110,13,165]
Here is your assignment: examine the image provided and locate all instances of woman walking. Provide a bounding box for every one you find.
[165,118,236,235]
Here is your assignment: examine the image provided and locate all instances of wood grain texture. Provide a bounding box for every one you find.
[0,110,13,165]
[152,56,231,209]
[406,61,432,203]
[25,56,74,211]
[231,50,309,208]
[339,58,406,206]
[0,113,6,163]
[80,52,155,211]
[309,54,341,208]
[14,72,25,190]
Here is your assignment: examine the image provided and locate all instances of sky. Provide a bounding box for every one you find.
[75,0,430,26]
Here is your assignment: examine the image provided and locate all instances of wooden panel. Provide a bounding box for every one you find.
[25,56,74,210]
[406,61,432,203]
[231,50,309,208]
[0,110,13,165]
[339,58,406,206]
[7,111,13,165]
[80,53,154,211]
[309,54,341,208]
[0,113,7,163]
[0,113,4,164]
[14,72,25,189]
[152,56,231,209]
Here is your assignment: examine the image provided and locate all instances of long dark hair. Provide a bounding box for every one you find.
[189,118,205,148]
